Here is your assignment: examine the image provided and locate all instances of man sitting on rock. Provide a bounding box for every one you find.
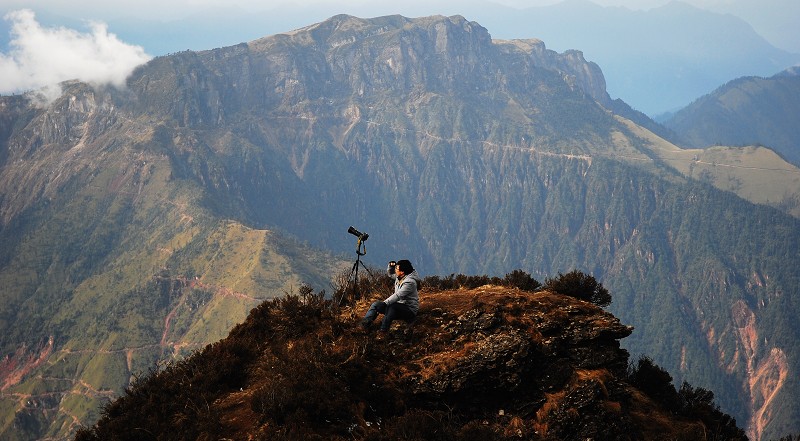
[361,259,420,334]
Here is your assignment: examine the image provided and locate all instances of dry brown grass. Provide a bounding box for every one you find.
[575,368,612,396]
[77,284,741,441]
[535,390,566,427]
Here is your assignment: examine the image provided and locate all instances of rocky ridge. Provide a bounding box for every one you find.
[75,286,743,440]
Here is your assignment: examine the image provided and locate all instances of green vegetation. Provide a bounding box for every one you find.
[0,132,343,439]
[618,117,800,219]
[664,73,800,166]
[627,356,745,440]
[543,270,611,307]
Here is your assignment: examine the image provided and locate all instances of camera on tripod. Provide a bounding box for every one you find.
[348,226,369,242]
[340,226,373,304]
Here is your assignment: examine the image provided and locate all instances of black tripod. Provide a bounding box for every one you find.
[344,237,371,304]
[340,226,374,305]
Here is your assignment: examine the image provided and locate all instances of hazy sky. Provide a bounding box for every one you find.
[0,1,755,25]
[2,1,702,19]
[1,0,797,100]
[0,0,780,29]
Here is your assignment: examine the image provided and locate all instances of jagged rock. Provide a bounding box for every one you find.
[418,329,530,394]
[75,286,741,440]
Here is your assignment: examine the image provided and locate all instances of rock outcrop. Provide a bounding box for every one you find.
[75,286,742,440]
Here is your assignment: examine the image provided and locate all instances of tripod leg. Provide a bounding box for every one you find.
[341,257,360,305]
[352,256,360,301]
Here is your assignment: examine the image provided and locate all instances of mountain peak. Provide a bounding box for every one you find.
[774,65,800,77]
[264,14,488,49]
[75,285,743,440]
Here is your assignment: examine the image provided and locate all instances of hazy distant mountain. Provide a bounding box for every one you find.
[663,67,800,166]
[708,0,800,53]
[2,14,800,440]
[480,0,799,116]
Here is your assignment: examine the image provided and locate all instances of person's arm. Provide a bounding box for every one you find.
[384,277,415,305]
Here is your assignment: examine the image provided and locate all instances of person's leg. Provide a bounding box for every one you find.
[362,301,387,328]
[380,303,415,331]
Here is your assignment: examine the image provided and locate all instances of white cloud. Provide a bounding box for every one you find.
[0,9,151,99]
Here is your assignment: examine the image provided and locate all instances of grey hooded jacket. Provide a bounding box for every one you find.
[385,269,421,314]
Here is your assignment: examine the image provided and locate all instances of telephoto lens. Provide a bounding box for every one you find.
[348,226,369,241]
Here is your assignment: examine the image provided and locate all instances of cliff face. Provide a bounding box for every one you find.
[0,82,120,223]
[120,14,614,135]
[75,286,742,440]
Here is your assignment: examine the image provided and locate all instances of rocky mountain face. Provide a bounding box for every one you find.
[0,74,344,440]
[663,67,800,166]
[23,0,795,116]
[74,285,744,440]
[1,13,799,440]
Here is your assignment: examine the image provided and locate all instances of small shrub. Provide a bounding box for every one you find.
[627,355,680,412]
[503,269,541,292]
[417,270,540,294]
[627,357,746,440]
[678,382,746,440]
[421,273,530,291]
[543,270,611,307]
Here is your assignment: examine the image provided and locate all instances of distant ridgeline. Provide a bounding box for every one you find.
[664,68,800,166]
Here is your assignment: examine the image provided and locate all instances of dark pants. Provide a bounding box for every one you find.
[362,301,416,331]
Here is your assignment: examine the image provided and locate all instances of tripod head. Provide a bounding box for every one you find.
[348,226,368,256]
